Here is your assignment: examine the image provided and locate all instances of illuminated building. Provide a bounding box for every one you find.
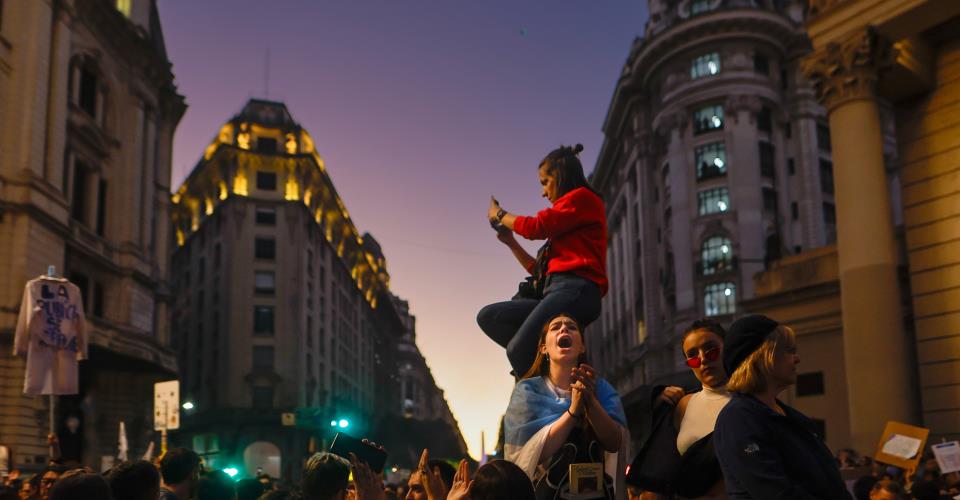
[169,99,466,477]
[0,0,185,468]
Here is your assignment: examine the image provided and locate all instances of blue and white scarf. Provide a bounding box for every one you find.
[505,376,626,451]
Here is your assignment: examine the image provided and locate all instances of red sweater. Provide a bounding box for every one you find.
[513,187,608,296]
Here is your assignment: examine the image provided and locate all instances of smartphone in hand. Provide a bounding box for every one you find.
[328,432,387,473]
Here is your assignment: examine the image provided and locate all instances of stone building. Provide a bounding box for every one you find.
[592,0,960,456]
[169,99,466,478]
[741,0,960,454]
[0,0,184,469]
[388,295,469,465]
[587,0,833,448]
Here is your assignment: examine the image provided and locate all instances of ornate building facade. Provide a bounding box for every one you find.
[593,0,960,456]
[745,0,960,454]
[587,0,838,449]
[170,99,467,478]
[0,0,184,469]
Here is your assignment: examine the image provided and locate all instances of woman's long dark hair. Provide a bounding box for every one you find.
[539,144,600,199]
[469,460,536,500]
[522,313,589,380]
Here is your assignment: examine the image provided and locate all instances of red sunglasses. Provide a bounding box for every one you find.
[685,347,720,368]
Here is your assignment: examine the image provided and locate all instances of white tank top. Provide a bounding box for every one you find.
[676,384,731,455]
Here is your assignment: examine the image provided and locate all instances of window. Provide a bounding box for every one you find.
[71,162,89,223]
[690,0,713,14]
[695,142,726,180]
[787,158,795,175]
[71,273,90,313]
[791,202,799,220]
[256,171,277,191]
[96,180,106,236]
[690,53,721,80]
[794,245,802,253]
[255,237,276,260]
[762,187,778,211]
[796,372,825,396]
[78,67,98,118]
[757,107,772,133]
[759,142,775,178]
[257,137,277,153]
[785,122,792,138]
[701,236,733,275]
[819,160,834,194]
[693,104,724,134]
[255,271,275,294]
[781,68,789,90]
[93,283,105,318]
[754,53,769,74]
[252,386,274,409]
[704,282,736,316]
[255,206,276,225]
[214,243,221,268]
[817,124,831,151]
[823,202,836,225]
[115,0,131,17]
[253,346,274,370]
[698,188,729,215]
[253,306,274,335]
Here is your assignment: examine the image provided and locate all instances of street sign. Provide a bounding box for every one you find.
[281,413,296,426]
[154,380,180,431]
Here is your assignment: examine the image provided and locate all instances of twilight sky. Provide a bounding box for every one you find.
[159,0,648,460]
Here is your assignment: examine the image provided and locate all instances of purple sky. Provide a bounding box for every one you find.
[159,0,648,459]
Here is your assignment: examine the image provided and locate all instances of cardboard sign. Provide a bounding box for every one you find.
[933,441,960,474]
[154,380,180,431]
[874,421,929,471]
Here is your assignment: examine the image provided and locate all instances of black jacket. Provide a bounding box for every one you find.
[714,394,851,500]
[626,388,723,497]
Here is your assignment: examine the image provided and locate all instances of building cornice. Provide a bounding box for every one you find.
[625,10,803,91]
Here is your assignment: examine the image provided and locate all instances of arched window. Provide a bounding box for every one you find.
[704,282,736,316]
[701,235,733,275]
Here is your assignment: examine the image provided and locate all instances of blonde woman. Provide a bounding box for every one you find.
[713,315,850,499]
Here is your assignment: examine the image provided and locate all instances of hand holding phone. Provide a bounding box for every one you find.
[329,433,387,473]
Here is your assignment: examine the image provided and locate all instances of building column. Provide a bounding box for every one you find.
[802,28,919,453]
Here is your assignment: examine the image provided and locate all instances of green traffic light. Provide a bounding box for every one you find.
[338,419,349,429]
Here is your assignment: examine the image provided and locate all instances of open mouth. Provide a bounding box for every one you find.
[558,335,573,349]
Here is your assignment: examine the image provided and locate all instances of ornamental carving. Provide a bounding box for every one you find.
[800,28,894,111]
[656,110,689,136]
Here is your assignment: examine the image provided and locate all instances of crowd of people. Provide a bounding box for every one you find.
[1,144,948,499]
[0,445,539,500]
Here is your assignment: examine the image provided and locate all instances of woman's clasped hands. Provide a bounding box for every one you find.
[569,363,598,419]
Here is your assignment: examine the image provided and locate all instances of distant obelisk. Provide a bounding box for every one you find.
[480,431,487,465]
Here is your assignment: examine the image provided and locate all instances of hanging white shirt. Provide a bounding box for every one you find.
[14,276,88,395]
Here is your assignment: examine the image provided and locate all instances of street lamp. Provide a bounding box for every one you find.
[182,401,195,411]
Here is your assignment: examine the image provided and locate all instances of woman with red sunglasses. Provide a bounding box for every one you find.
[627,319,731,499]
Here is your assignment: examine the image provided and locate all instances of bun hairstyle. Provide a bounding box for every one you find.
[539,144,598,199]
